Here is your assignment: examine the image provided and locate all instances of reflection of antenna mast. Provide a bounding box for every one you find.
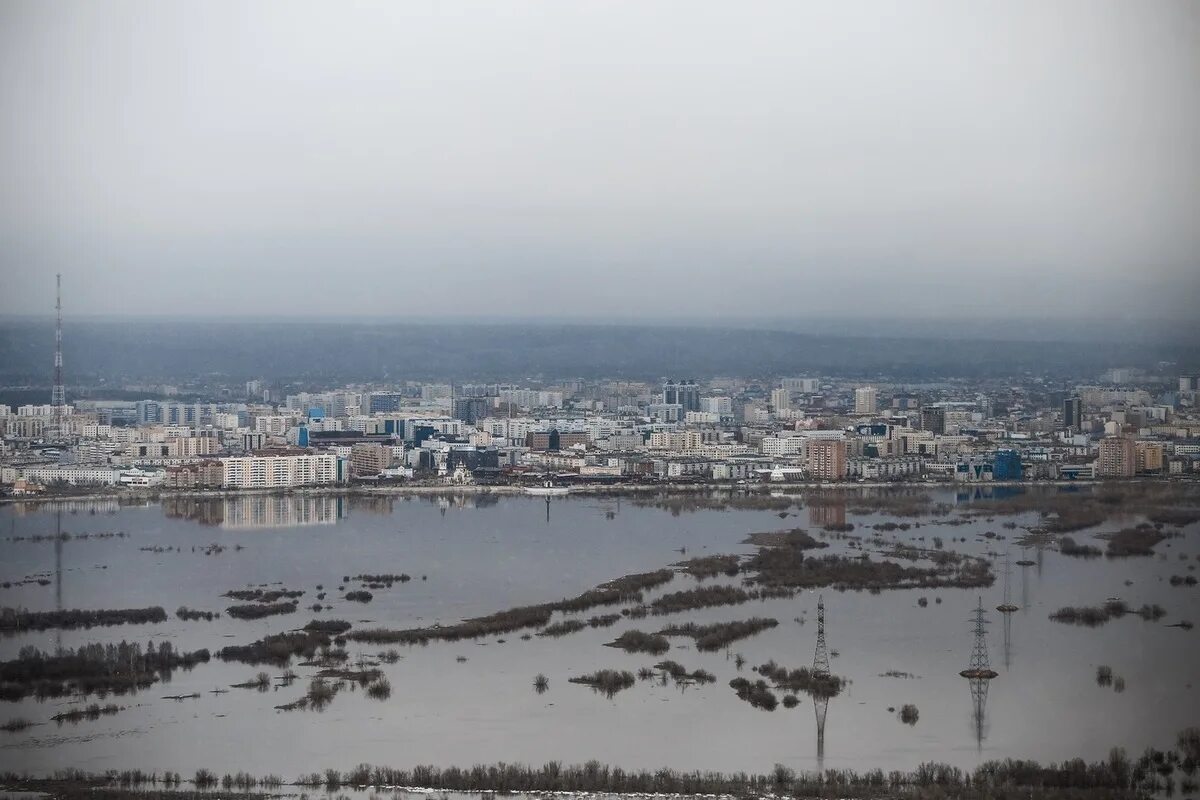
[997,551,1017,613]
[55,508,64,654]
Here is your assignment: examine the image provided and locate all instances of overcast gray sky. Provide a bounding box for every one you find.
[1,1,1197,321]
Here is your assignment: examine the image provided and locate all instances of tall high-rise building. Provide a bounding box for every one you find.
[920,405,945,435]
[770,387,791,412]
[1063,396,1082,432]
[1097,437,1136,478]
[662,379,700,412]
[854,386,878,415]
[807,439,847,481]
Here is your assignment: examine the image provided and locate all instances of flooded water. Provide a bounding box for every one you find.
[1,488,1197,779]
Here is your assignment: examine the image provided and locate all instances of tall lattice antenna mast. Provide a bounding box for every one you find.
[51,273,66,438]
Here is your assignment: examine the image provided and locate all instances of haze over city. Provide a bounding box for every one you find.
[3,4,1200,800]
[2,0,1198,320]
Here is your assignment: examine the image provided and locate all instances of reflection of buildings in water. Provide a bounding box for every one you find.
[221,495,345,529]
[347,495,395,516]
[808,503,846,528]
[163,495,347,528]
[421,493,500,511]
[163,496,226,526]
[11,498,123,517]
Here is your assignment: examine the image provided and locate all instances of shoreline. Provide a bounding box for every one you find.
[0,477,1138,508]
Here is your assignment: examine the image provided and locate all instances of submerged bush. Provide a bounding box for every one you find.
[605,630,670,655]
[658,618,778,652]
[366,676,391,700]
[569,669,636,698]
[729,677,777,710]
[755,660,845,698]
[538,619,587,638]
[0,606,167,632]
[225,602,297,620]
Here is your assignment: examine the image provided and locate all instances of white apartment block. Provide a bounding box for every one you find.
[254,415,294,436]
[760,435,807,458]
[782,378,820,393]
[498,389,564,409]
[221,453,342,489]
[21,466,122,486]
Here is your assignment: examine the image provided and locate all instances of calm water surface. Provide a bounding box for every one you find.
[1,489,1197,777]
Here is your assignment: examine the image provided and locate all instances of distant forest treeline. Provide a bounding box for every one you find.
[0,319,1196,385]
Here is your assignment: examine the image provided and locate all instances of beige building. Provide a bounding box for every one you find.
[1097,437,1136,478]
[854,386,878,415]
[350,442,391,476]
[163,461,224,489]
[1135,441,1164,474]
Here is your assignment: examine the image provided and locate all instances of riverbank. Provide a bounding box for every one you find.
[0,476,1143,508]
[3,745,1192,800]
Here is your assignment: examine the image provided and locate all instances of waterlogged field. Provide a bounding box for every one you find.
[1,486,1198,782]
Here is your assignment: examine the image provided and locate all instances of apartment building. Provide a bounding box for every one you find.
[1097,437,1136,478]
[221,452,343,489]
[807,439,848,480]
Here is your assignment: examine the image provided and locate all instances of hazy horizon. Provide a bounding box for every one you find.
[2,1,1198,319]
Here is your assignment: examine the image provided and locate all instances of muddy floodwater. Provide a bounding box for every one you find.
[1,488,1197,778]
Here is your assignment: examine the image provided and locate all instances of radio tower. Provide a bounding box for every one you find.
[50,273,66,440]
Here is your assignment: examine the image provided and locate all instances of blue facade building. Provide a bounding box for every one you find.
[993,449,1023,481]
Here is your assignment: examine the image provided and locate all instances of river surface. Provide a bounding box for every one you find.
[1,488,1197,778]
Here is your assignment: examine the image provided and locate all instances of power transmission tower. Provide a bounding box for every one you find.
[813,595,830,675]
[960,597,997,679]
[812,595,830,771]
[959,597,996,747]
